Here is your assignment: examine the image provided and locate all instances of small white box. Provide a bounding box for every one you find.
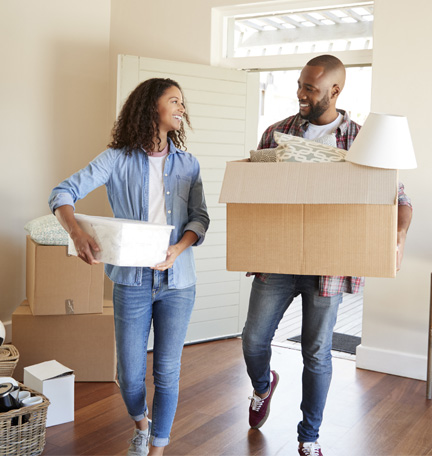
[68,214,175,267]
[24,360,75,427]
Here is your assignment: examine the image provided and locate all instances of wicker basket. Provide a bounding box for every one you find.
[0,383,50,456]
[0,345,20,377]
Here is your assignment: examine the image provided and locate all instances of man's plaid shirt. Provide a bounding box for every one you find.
[254,109,412,297]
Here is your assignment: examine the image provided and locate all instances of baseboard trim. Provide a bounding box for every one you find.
[356,344,427,381]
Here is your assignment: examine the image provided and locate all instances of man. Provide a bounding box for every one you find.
[242,55,412,456]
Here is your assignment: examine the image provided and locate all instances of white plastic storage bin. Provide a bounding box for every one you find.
[68,214,174,267]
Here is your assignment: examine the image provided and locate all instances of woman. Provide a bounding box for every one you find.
[49,78,210,455]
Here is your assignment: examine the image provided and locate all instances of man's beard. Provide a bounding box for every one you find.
[300,93,330,122]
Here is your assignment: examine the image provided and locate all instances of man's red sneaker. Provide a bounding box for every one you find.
[248,370,279,429]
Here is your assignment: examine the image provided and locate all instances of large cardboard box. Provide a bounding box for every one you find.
[12,300,116,382]
[24,360,74,427]
[26,235,104,315]
[219,160,398,278]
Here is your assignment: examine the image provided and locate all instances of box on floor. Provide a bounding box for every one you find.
[12,300,116,382]
[26,235,104,316]
[219,160,398,278]
[24,360,74,427]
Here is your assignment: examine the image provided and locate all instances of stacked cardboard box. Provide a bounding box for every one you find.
[12,236,116,381]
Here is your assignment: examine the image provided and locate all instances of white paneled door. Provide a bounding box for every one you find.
[117,55,259,345]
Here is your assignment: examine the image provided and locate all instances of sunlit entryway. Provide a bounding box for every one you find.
[258,67,371,358]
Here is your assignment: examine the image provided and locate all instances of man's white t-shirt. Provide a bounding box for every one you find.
[303,113,343,141]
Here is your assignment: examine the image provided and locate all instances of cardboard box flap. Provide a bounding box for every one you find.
[25,360,74,381]
[219,161,397,205]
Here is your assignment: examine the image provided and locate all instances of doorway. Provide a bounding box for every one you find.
[257,66,372,140]
[259,67,371,358]
[272,292,363,359]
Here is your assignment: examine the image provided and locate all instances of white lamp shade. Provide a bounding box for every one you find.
[345,112,417,169]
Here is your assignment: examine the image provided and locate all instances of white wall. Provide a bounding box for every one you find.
[0,0,111,333]
[356,0,432,380]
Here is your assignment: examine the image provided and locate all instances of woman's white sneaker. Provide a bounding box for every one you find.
[127,421,152,456]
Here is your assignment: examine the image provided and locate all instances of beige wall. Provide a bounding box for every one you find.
[108,0,257,119]
[0,0,111,326]
[109,0,250,64]
[356,0,432,379]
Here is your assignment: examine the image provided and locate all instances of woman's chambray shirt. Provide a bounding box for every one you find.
[48,139,209,289]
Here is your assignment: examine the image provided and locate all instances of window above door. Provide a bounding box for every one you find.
[212,0,374,70]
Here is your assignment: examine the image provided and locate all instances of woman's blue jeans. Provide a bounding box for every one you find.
[242,274,342,443]
[113,269,195,447]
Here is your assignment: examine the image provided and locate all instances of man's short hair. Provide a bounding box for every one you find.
[306,54,344,72]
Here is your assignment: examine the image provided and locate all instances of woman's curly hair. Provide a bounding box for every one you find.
[108,78,191,155]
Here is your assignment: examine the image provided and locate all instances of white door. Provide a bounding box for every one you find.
[117,55,259,345]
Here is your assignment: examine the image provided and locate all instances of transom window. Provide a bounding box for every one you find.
[211,1,373,139]
[232,3,373,59]
[212,1,374,69]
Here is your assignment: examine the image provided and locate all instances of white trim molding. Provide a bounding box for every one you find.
[356,344,427,381]
[221,49,372,70]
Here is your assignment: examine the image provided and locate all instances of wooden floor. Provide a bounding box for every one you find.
[42,338,432,456]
